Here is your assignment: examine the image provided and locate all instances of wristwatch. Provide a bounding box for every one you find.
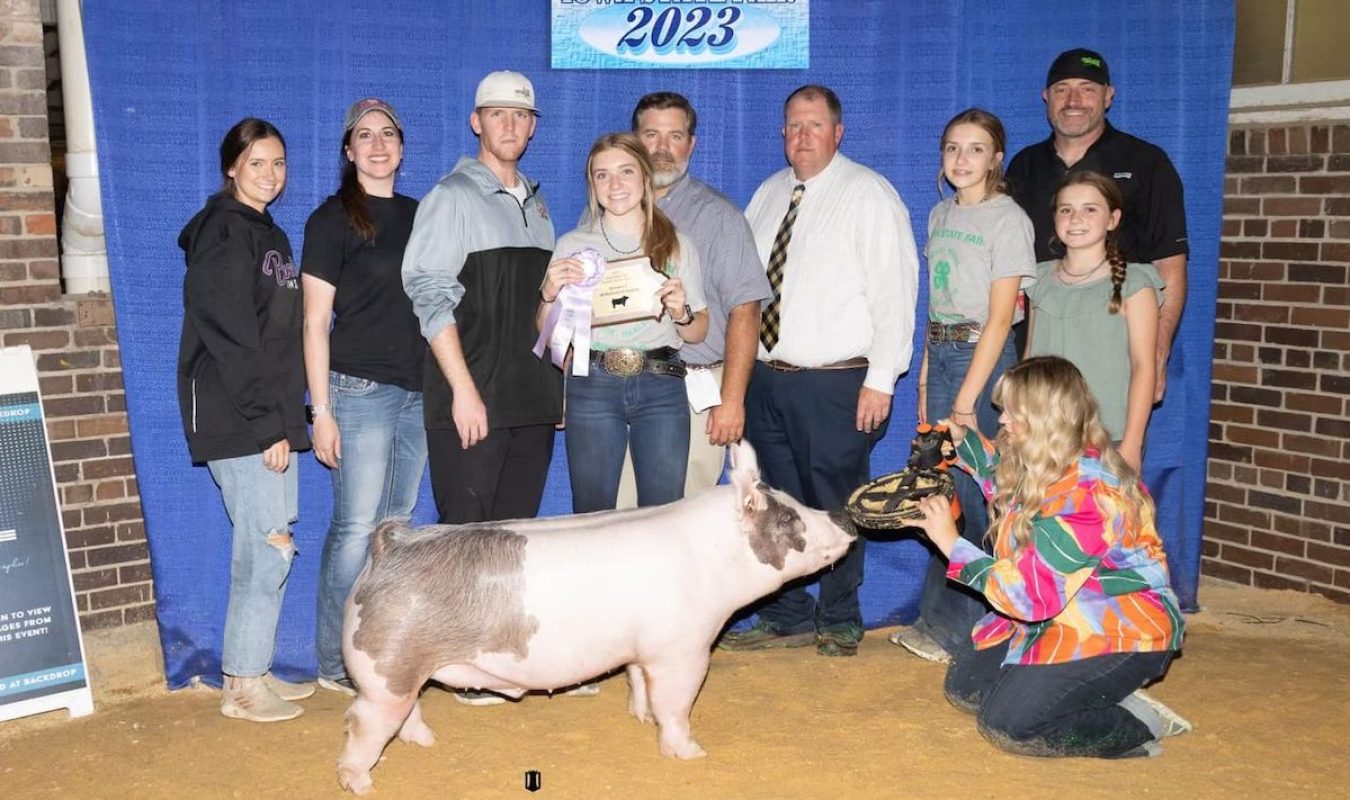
[674,303,694,326]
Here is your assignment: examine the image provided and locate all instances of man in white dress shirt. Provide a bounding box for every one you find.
[719,84,919,657]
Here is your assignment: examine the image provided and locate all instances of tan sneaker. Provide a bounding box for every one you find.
[221,675,304,722]
[263,672,316,701]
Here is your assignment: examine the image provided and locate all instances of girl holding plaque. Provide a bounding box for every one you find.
[539,132,708,513]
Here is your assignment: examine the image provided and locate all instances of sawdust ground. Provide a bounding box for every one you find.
[1,580,1347,799]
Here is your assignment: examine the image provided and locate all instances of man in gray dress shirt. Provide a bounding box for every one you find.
[719,84,920,657]
[614,92,772,505]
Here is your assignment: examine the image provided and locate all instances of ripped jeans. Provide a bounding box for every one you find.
[208,452,299,678]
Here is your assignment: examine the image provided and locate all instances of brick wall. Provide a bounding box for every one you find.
[0,0,155,630]
[1208,122,1349,602]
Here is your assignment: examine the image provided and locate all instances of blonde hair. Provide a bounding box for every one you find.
[1054,171,1128,314]
[988,356,1152,551]
[584,132,680,275]
[936,107,1008,199]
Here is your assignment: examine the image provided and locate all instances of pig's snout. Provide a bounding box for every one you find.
[828,510,858,540]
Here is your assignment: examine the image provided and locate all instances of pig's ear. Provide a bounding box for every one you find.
[729,441,768,512]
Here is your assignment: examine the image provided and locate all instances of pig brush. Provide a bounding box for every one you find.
[845,423,959,529]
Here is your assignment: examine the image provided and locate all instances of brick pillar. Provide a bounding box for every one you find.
[0,0,156,629]
[1207,122,1350,602]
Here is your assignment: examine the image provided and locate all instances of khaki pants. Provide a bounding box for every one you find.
[616,365,726,509]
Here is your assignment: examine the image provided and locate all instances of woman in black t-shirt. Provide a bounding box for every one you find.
[301,98,427,696]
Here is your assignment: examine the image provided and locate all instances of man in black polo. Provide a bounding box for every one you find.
[1006,48,1187,400]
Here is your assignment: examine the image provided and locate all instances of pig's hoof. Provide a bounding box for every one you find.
[337,767,374,795]
[398,721,437,748]
[628,704,654,725]
[660,738,707,759]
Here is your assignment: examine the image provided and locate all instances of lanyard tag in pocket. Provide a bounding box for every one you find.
[684,368,721,412]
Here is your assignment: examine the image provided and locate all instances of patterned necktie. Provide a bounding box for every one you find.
[759,183,805,352]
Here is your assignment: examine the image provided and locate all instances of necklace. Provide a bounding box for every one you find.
[1056,257,1107,285]
[600,215,641,255]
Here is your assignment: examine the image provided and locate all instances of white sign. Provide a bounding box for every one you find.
[0,346,93,723]
[552,0,809,69]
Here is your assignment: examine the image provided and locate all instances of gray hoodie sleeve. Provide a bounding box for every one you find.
[402,178,468,341]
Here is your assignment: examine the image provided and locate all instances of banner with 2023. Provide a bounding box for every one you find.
[552,0,809,69]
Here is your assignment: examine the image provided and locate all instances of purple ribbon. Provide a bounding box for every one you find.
[532,248,606,376]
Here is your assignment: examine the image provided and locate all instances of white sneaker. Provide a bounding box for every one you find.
[263,672,316,701]
[562,682,599,697]
[888,628,952,664]
[221,676,304,723]
[454,690,508,706]
[318,676,358,697]
[1131,689,1194,737]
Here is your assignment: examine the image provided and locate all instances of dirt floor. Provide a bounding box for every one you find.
[2,580,1348,800]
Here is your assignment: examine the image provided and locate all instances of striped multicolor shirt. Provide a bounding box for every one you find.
[946,433,1184,666]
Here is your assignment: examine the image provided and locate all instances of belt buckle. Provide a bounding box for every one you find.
[603,348,645,378]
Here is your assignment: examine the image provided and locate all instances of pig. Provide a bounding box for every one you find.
[335,441,857,794]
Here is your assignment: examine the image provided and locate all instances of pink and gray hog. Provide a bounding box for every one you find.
[336,441,856,794]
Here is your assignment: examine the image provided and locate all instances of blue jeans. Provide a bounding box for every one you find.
[315,372,427,681]
[565,368,689,513]
[743,363,883,632]
[207,453,299,678]
[915,338,1017,655]
[945,640,1172,758]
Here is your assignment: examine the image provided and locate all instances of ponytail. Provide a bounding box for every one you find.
[338,156,376,241]
[647,206,680,276]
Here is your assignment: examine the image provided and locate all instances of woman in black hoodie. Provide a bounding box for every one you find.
[177,118,313,723]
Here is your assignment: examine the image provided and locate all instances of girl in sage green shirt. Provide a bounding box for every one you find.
[1025,171,1163,472]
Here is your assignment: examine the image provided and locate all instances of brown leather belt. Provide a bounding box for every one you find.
[763,357,868,372]
[928,321,982,343]
[591,346,686,378]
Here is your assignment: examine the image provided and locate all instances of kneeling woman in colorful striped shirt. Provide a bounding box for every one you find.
[912,355,1188,758]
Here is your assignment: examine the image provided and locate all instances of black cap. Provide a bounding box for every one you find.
[1046,48,1110,87]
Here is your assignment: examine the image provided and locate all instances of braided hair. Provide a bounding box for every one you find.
[1054,171,1128,314]
[1105,228,1127,315]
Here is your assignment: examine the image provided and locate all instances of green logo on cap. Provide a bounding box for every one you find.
[1081,56,1102,68]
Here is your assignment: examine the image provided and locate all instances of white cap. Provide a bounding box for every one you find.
[474,70,539,114]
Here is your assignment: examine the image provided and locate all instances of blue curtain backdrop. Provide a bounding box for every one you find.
[83,1,1232,687]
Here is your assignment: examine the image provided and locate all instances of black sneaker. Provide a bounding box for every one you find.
[815,623,864,657]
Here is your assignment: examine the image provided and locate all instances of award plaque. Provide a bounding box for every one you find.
[591,256,666,326]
